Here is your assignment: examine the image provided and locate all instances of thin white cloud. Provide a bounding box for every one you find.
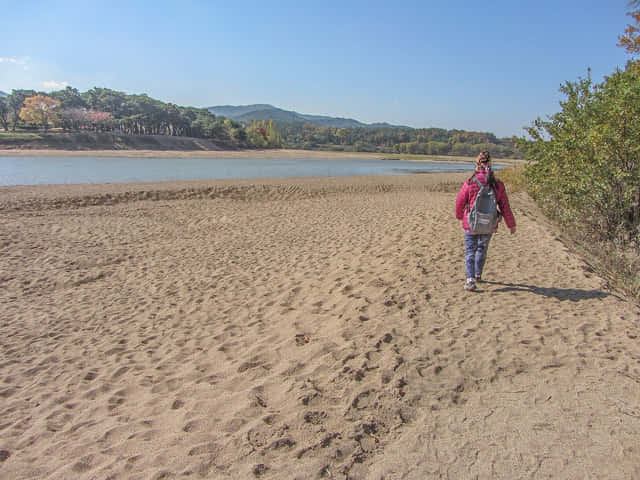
[42,81,69,90]
[1,57,30,69]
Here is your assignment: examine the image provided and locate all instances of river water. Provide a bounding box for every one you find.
[0,155,476,186]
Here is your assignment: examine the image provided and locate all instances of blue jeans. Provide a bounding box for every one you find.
[464,232,492,279]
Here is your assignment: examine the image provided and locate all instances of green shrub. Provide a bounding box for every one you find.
[522,63,640,300]
[524,66,640,241]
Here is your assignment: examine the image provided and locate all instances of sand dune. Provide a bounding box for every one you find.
[1,173,639,479]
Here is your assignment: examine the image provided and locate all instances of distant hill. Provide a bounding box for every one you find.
[207,104,407,129]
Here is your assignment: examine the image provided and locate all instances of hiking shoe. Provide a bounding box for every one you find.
[475,276,482,283]
[464,279,476,291]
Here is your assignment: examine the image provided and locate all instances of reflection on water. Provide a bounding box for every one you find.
[0,155,476,186]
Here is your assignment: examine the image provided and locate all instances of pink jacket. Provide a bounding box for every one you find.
[455,170,516,231]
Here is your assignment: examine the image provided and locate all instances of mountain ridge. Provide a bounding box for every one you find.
[207,104,408,129]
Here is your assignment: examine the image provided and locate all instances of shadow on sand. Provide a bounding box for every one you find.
[482,280,611,302]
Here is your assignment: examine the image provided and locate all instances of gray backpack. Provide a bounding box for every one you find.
[467,176,500,234]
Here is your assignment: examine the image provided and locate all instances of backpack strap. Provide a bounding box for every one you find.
[465,176,483,210]
[471,177,484,188]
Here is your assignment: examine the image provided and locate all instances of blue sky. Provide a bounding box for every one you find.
[0,0,633,137]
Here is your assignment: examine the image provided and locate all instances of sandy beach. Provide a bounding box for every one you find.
[1,171,639,479]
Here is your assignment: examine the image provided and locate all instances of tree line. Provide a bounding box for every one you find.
[275,123,519,157]
[0,87,265,148]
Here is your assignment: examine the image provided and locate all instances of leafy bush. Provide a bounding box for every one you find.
[524,65,640,241]
[523,63,640,300]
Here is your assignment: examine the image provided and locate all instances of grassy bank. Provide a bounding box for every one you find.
[0,132,44,140]
[0,131,224,151]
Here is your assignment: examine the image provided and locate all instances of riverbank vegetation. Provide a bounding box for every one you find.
[517,0,640,301]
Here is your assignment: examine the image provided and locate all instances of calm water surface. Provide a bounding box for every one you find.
[0,156,475,186]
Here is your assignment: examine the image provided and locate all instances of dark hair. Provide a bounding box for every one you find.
[487,168,497,187]
[482,151,496,186]
[478,150,491,163]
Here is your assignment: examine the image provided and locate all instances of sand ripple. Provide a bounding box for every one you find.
[1,174,639,479]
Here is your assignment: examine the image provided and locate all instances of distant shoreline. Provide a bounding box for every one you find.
[0,148,524,165]
[0,148,385,159]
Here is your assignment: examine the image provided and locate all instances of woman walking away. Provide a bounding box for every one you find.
[455,150,516,291]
